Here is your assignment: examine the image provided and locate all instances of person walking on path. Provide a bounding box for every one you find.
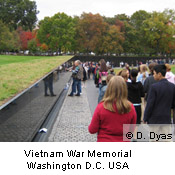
[98,74,114,103]
[143,65,175,141]
[89,76,137,142]
[144,62,158,101]
[68,60,83,97]
[165,64,175,125]
[98,59,108,95]
[127,69,144,124]
[137,64,149,85]
[82,63,88,88]
[118,69,131,82]
[165,64,175,84]
[144,64,175,124]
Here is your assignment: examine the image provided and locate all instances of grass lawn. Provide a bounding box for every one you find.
[0,55,72,106]
[171,65,175,74]
[114,68,122,75]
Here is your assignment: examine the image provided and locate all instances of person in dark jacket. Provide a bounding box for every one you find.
[144,62,158,101]
[144,64,175,124]
[68,60,83,97]
[127,69,145,124]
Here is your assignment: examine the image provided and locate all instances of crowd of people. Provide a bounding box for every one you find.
[69,59,175,142]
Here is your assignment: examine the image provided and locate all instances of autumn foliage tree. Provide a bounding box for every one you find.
[1,9,175,56]
[76,13,107,54]
[106,25,124,55]
[17,27,36,51]
[0,0,39,54]
[97,25,124,55]
[40,43,49,52]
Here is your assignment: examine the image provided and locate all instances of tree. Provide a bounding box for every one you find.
[40,43,49,52]
[68,16,80,54]
[113,14,140,55]
[163,9,175,23]
[0,20,20,52]
[131,10,151,30]
[9,30,21,52]
[103,16,116,25]
[37,13,75,55]
[76,13,107,54]
[130,10,151,54]
[99,25,124,55]
[163,9,175,55]
[110,16,137,55]
[0,0,39,30]
[37,17,52,50]
[17,27,35,50]
[115,14,130,22]
[142,11,175,55]
[28,38,38,54]
[0,20,12,52]
[121,21,138,55]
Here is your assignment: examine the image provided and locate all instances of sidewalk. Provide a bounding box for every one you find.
[48,80,97,142]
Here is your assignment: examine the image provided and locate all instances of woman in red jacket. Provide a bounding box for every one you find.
[88,76,137,142]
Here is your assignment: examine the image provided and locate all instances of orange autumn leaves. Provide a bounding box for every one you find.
[77,13,124,55]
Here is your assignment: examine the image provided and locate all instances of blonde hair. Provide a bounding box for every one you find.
[140,64,148,72]
[140,64,148,78]
[106,74,114,84]
[102,76,131,114]
[117,69,129,81]
[165,64,171,71]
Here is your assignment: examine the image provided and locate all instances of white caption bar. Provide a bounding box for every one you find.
[0,143,174,175]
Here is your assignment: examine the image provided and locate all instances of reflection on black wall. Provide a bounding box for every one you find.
[0,69,71,142]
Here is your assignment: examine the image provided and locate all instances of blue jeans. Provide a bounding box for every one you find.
[80,81,82,93]
[98,83,103,95]
[93,73,95,80]
[70,78,81,95]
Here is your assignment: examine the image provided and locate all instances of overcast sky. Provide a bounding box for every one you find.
[35,0,175,20]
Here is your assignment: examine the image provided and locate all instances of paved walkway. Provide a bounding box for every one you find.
[48,78,175,142]
[48,79,97,142]
[86,80,99,115]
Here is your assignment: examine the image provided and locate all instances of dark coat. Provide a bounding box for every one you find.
[127,81,144,104]
[144,79,175,124]
[144,75,157,100]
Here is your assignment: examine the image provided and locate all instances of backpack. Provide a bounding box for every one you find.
[100,72,108,85]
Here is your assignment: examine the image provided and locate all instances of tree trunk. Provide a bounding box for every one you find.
[59,47,62,55]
